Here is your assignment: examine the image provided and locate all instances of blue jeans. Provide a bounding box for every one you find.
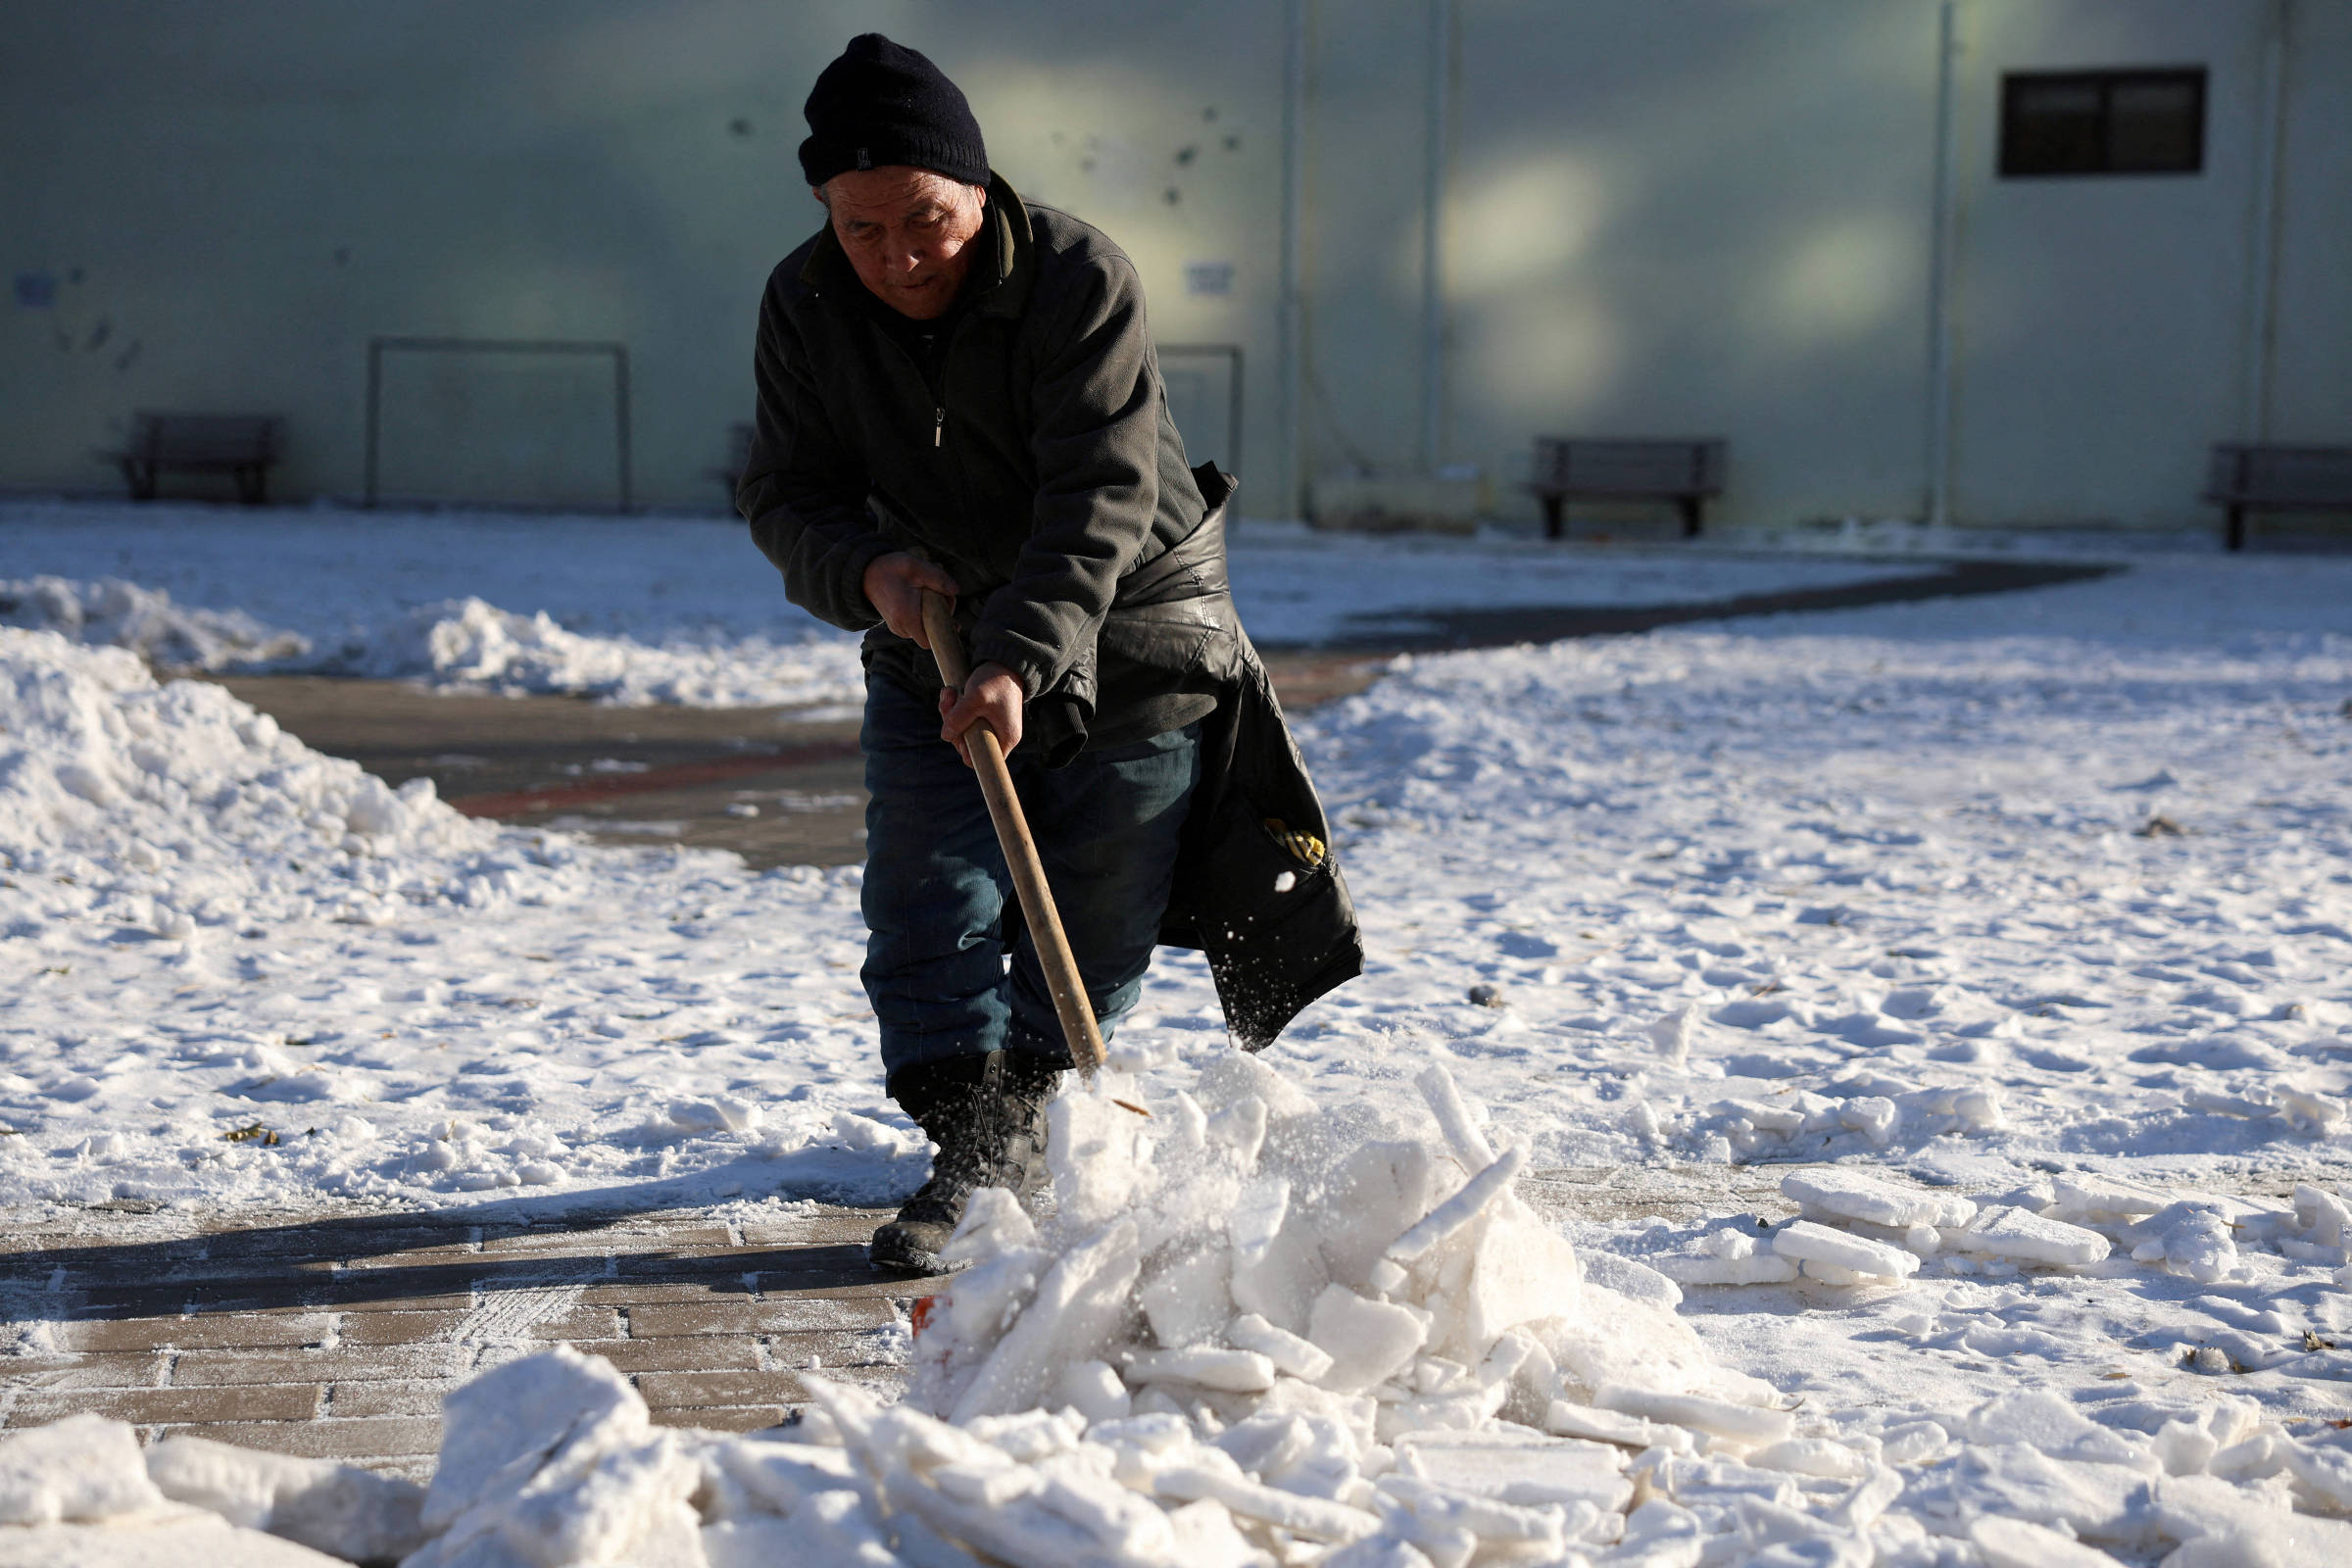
[860,670,1201,1082]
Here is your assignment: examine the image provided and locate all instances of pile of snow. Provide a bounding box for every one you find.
[325,595,865,709]
[1,575,309,670]
[0,626,915,1208]
[12,1059,2352,1566]
[1,572,865,709]
[0,625,570,940]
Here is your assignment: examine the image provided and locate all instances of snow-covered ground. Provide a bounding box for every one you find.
[4,501,2351,1563]
[2,500,1916,702]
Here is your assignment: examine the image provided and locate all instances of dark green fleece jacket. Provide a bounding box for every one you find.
[738,175,1362,1049]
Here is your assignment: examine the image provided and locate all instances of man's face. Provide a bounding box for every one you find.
[818,167,988,320]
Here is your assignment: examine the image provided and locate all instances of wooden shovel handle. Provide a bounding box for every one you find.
[920,591,1106,1077]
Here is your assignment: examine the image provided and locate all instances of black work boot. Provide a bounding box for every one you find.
[870,1051,1062,1275]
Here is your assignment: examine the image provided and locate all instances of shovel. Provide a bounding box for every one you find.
[920,589,1107,1078]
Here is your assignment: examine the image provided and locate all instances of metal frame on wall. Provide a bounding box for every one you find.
[363,336,632,511]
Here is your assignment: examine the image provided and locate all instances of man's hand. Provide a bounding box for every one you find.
[862,552,960,647]
[940,662,1025,765]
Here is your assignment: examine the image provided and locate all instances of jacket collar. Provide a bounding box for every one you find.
[800,172,1034,321]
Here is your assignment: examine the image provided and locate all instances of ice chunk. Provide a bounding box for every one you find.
[1308,1285,1431,1393]
[1580,1250,1682,1310]
[951,1219,1142,1422]
[1429,1198,1585,1362]
[1166,1497,1260,1567]
[701,1516,806,1568]
[939,1184,1039,1265]
[1049,1092,1151,1232]
[1972,1514,2128,1567]
[1314,1140,1442,1290]
[1156,1460,1380,1543]
[1645,1004,1702,1064]
[1745,1439,1870,1480]
[416,1344,648,1535]
[2124,1201,2237,1284]
[1592,1384,1794,1446]
[1054,1361,1133,1426]
[1782,1168,1975,1230]
[1395,1428,1632,1513]
[1647,1250,1801,1286]
[1838,1095,1900,1144]
[1950,1204,2110,1267]
[2290,1184,2352,1250]
[1228,1179,1330,1335]
[0,1509,359,1566]
[1544,1399,1694,1453]
[1958,1392,2153,1469]
[1378,1471,1569,1559]
[2277,1087,2341,1135]
[1229,1312,1336,1382]
[1139,1239,1232,1348]
[2154,1471,2352,1567]
[1126,1348,1277,1393]
[1771,1219,1920,1281]
[0,1413,167,1525]
[1195,1053,1316,1121]
[2048,1172,2171,1224]
[145,1435,425,1561]
[405,1349,700,1568]
[1386,1147,1527,1264]
[939,1245,1050,1345]
[1414,1063,1497,1168]
[710,1439,862,1516]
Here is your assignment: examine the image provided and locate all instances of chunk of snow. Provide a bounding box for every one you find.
[1229,1312,1336,1382]
[2124,1202,2238,1284]
[0,1413,167,1525]
[1973,1514,2129,1568]
[1308,1285,1432,1394]
[1771,1219,1921,1281]
[144,1436,424,1561]
[1950,1204,2111,1267]
[1592,1384,1794,1446]
[1782,1168,1975,1230]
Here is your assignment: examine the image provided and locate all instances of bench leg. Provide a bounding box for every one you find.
[2226,506,2244,552]
[237,466,267,506]
[1680,497,1702,539]
[128,462,157,502]
[1541,496,1564,541]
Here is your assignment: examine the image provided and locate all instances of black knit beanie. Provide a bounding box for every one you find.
[799,34,989,189]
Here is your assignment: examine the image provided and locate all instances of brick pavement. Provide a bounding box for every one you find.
[0,1202,922,1476]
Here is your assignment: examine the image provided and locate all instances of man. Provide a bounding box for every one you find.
[739,34,1359,1273]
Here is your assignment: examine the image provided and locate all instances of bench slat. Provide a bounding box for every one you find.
[107,412,284,504]
[2203,442,2352,551]
[2204,443,2352,506]
[1528,436,1727,540]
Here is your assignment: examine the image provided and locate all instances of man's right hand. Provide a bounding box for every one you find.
[861,553,960,648]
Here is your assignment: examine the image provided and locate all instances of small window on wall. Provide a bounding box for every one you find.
[1999,69,2206,176]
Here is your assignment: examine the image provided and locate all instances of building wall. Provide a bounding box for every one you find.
[1945,0,2270,528]
[0,0,1285,511]
[2,0,2343,528]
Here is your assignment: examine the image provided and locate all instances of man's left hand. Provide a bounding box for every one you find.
[940,661,1025,765]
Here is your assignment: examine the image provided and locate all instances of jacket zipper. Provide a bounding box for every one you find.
[933,407,944,448]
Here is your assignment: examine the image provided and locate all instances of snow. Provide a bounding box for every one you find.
[1,500,1915,704]
[4,498,2352,1561]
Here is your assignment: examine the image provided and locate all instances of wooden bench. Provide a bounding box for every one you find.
[103,412,284,504]
[2204,443,2352,551]
[1527,437,1727,539]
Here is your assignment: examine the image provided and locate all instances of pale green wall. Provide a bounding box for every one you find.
[0,0,1284,510]
[3,0,2343,528]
